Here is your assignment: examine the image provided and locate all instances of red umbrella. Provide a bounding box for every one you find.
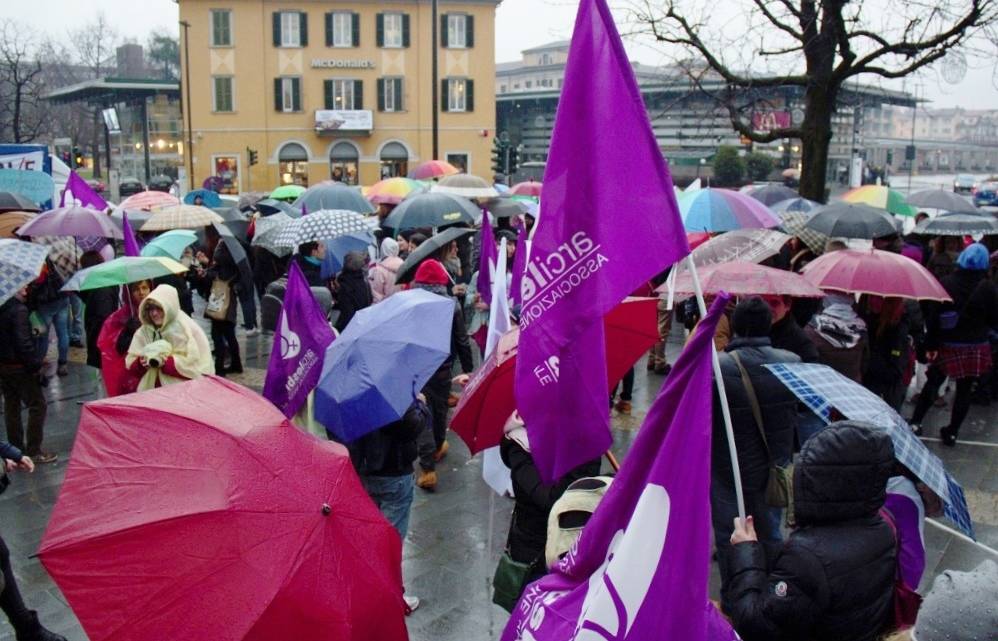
[451,297,657,454]
[510,181,543,198]
[39,377,408,641]
[801,248,952,302]
[670,261,824,298]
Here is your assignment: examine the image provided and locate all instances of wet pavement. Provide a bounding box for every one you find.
[1,319,996,640]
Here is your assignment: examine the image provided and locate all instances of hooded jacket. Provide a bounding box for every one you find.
[0,296,42,373]
[723,421,897,641]
[126,284,215,390]
[370,239,404,303]
[923,268,998,348]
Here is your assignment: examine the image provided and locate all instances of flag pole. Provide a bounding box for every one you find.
[685,255,746,521]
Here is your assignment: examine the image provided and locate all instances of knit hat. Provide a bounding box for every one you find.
[912,560,998,641]
[731,296,772,338]
[412,259,450,285]
[957,243,989,271]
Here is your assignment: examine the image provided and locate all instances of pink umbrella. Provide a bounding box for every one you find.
[671,261,824,298]
[801,248,952,301]
[16,205,122,239]
[409,160,459,181]
[510,181,542,198]
[118,191,179,211]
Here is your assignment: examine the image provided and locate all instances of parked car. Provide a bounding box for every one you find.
[953,174,977,193]
[973,182,998,207]
[85,178,106,194]
[118,178,145,198]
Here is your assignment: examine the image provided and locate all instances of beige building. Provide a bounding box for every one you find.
[178,0,499,193]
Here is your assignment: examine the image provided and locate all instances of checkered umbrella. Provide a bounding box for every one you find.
[141,205,224,232]
[272,209,376,249]
[0,239,49,306]
[778,210,828,254]
[764,362,975,539]
[32,236,82,281]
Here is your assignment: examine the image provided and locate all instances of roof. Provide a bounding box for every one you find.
[44,77,180,105]
[521,40,570,54]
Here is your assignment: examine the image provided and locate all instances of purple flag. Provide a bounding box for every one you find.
[503,296,736,641]
[61,171,108,210]
[122,214,141,257]
[513,0,689,482]
[509,220,527,307]
[477,211,497,305]
[263,261,336,417]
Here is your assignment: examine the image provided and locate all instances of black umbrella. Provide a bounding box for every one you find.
[383,192,479,231]
[0,191,42,214]
[484,194,530,219]
[913,212,998,236]
[293,182,375,215]
[747,184,799,207]
[212,207,250,242]
[805,202,897,239]
[255,199,302,218]
[395,227,475,285]
[906,188,979,214]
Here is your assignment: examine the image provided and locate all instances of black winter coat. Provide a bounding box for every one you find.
[770,315,820,363]
[713,337,801,493]
[723,421,896,641]
[0,297,42,373]
[412,283,474,376]
[79,287,119,369]
[334,269,373,332]
[923,268,998,349]
[294,255,325,288]
[348,401,428,477]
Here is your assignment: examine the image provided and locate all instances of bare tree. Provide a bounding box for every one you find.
[0,20,48,143]
[68,13,119,178]
[632,0,998,201]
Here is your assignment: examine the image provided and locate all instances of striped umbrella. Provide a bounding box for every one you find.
[841,185,917,217]
[141,204,224,231]
[118,191,179,211]
[679,187,781,232]
[409,160,460,180]
[366,178,426,205]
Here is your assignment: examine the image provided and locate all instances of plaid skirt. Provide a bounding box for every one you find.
[938,342,993,379]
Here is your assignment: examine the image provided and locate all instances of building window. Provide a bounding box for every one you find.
[378,77,403,112]
[445,152,468,174]
[330,142,358,185]
[212,76,234,112]
[500,84,507,93]
[379,13,407,48]
[274,11,306,48]
[278,143,309,186]
[525,80,533,89]
[212,155,239,194]
[323,79,362,110]
[442,14,473,48]
[380,142,408,179]
[330,12,353,47]
[274,77,302,112]
[443,78,474,113]
[211,10,232,47]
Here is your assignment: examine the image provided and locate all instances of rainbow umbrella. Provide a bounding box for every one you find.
[679,187,781,232]
[841,185,917,217]
[409,160,460,181]
[366,177,426,205]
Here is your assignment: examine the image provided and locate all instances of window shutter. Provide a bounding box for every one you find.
[353,80,363,110]
[402,14,410,48]
[272,13,281,47]
[292,78,302,112]
[299,13,308,46]
[466,15,474,47]
[274,78,282,110]
[377,78,385,111]
[394,78,403,111]
[352,13,360,47]
[466,80,474,112]
[441,79,449,112]
[376,14,384,48]
[440,14,448,48]
[324,80,334,110]
[325,13,333,47]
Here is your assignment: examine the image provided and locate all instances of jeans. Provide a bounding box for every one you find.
[210,320,241,373]
[711,472,783,590]
[361,474,414,539]
[34,297,70,365]
[68,293,84,343]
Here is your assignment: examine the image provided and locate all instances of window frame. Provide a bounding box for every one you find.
[382,12,404,48]
[381,77,403,112]
[447,78,467,112]
[447,14,467,49]
[212,75,234,113]
[328,78,358,110]
[280,12,301,47]
[330,11,353,48]
[279,77,301,113]
[210,9,233,47]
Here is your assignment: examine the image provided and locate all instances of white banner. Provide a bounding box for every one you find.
[0,151,45,172]
[315,110,373,132]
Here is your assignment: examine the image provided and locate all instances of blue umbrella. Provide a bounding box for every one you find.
[183,189,223,208]
[314,289,454,442]
[320,231,375,279]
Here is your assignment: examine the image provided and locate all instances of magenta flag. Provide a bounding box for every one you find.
[122,214,141,257]
[60,171,108,210]
[509,220,527,307]
[263,261,336,417]
[477,211,497,305]
[513,0,689,481]
[503,296,736,641]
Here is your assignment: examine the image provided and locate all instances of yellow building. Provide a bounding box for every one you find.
[178,0,499,193]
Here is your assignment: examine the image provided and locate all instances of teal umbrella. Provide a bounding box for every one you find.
[62,256,188,291]
[141,230,198,260]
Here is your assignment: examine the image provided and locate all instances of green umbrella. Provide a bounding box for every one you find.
[140,230,198,260]
[62,257,188,291]
[270,184,307,202]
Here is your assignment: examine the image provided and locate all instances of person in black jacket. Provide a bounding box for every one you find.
[0,288,56,465]
[712,297,801,587]
[333,251,373,332]
[760,294,820,363]
[77,251,119,371]
[861,296,922,411]
[194,226,242,375]
[723,421,896,641]
[293,241,326,288]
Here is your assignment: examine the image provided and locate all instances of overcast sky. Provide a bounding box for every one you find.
[8,0,997,109]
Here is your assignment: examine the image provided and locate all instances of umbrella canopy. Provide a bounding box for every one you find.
[320,231,376,279]
[183,189,223,207]
[841,185,917,217]
[0,238,49,306]
[366,177,426,205]
[409,159,460,180]
[913,212,998,236]
[118,190,179,211]
[483,193,531,219]
[764,362,975,538]
[510,181,543,198]
[431,173,500,199]
[805,202,898,239]
[251,212,295,256]
[801,248,951,301]
[39,377,408,641]
[16,205,122,239]
[394,227,475,284]
[906,188,979,214]
[141,204,224,231]
[679,187,781,232]
[62,256,188,291]
[273,209,375,249]
[688,228,790,268]
[0,211,36,238]
[237,191,270,211]
[778,210,828,254]
[0,191,42,213]
[747,184,799,206]
[32,236,81,281]
[770,197,822,215]
[294,183,375,215]
[450,298,658,454]
[270,184,306,201]
[315,289,454,442]
[670,261,824,298]
[382,192,479,231]
[140,229,198,260]
[255,198,302,217]
[109,208,154,232]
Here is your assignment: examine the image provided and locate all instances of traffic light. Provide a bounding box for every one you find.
[247,147,258,166]
[491,137,506,175]
[508,145,520,176]
[72,147,83,168]
[886,150,894,165]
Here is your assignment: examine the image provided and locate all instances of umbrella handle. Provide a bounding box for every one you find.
[604,450,620,472]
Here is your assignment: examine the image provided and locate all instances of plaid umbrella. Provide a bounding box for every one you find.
[33,236,82,281]
[273,209,375,249]
[764,362,975,539]
[0,238,49,306]
[118,191,179,212]
[779,210,828,254]
[141,205,224,231]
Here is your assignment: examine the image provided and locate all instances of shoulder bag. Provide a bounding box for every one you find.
[205,278,232,321]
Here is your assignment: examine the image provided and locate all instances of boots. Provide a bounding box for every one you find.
[15,611,67,641]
